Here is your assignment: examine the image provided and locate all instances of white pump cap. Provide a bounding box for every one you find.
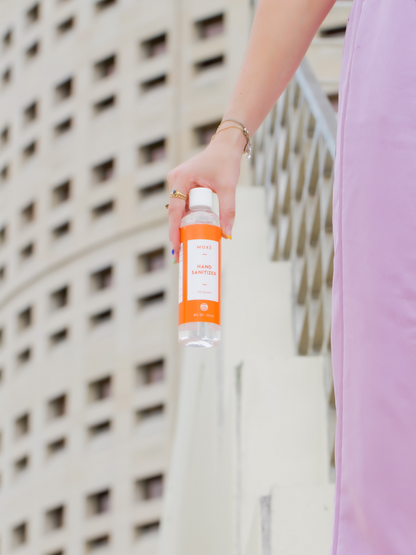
[189,187,212,210]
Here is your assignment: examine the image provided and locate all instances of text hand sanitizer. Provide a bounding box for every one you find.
[178,187,221,348]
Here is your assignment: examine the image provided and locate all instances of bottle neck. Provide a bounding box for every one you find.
[190,204,212,212]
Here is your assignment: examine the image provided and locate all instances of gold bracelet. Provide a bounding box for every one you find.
[211,119,252,159]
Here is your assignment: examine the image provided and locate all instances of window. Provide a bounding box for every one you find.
[86,535,110,551]
[16,347,32,366]
[320,25,346,37]
[51,221,70,240]
[140,74,167,94]
[22,141,37,161]
[1,67,12,86]
[90,266,113,291]
[49,328,69,347]
[55,77,73,102]
[0,265,6,283]
[18,306,33,330]
[21,202,35,225]
[88,420,111,438]
[26,3,40,24]
[90,308,113,326]
[136,521,160,539]
[20,242,35,261]
[0,225,7,246]
[1,126,10,147]
[94,54,116,80]
[137,474,164,501]
[50,285,69,310]
[92,158,115,184]
[141,33,167,58]
[14,455,29,475]
[139,139,166,164]
[48,394,67,419]
[2,29,13,50]
[15,412,30,438]
[24,101,38,124]
[138,291,165,309]
[52,179,71,205]
[89,376,112,402]
[25,40,40,60]
[138,181,165,198]
[136,404,164,427]
[56,16,75,36]
[91,200,114,219]
[195,55,224,73]
[46,437,66,457]
[195,13,224,39]
[194,120,222,146]
[0,164,10,183]
[45,505,65,531]
[86,489,110,515]
[54,117,73,136]
[11,522,28,547]
[138,248,165,273]
[137,360,165,386]
[328,93,339,112]
[93,95,116,114]
[95,0,117,12]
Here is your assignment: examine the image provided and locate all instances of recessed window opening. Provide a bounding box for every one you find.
[18,306,32,330]
[90,308,113,326]
[48,394,67,419]
[89,376,112,402]
[86,535,110,551]
[141,33,167,58]
[94,54,116,79]
[88,420,111,438]
[52,180,71,205]
[136,521,160,539]
[137,404,164,425]
[92,158,115,183]
[45,505,65,531]
[95,0,117,11]
[2,29,13,49]
[57,16,75,35]
[15,412,30,437]
[12,522,28,547]
[22,141,37,160]
[93,95,116,114]
[2,67,12,86]
[14,455,29,474]
[0,164,10,183]
[16,347,32,366]
[25,41,40,60]
[55,77,73,102]
[195,55,224,72]
[50,286,69,310]
[52,221,70,239]
[50,328,68,346]
[138,291,165,309]
[137,474,164,500]
[20,242,34,260]
[24,101,38,124]
[195,13,224,39]
[137,359,165,386]
[0,225,7,245]
[91,200,114,219]
[138,248,165,273]
[47,437,66,457]
[21,202,35,225]
[140,74,167,93]
[90,266,113,291]
[138,181,165,198]
[86,489,110,515]
[194,120,222,146]
[0,266,5,282]
[139,139,166,164]
[1,126,10,146]
[54,118,72,136]
[26,3,40,24]
[320,25,347,37]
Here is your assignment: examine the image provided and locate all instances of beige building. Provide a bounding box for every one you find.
[0,0,349,554]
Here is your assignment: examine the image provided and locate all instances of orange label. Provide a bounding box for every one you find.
[178,224,221,326]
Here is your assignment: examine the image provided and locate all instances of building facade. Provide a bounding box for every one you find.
[0,1,349,554]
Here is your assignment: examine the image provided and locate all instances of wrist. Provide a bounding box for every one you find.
[209,126,247,156]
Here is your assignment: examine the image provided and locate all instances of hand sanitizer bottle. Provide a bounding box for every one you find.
[178,187,221,348]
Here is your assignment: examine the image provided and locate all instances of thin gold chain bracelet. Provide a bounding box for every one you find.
[210,119,252,159]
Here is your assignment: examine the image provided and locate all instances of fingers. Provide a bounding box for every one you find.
[167,172,192,263]
[217,183,236,239]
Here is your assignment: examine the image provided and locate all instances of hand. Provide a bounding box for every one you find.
[167,130,244,263]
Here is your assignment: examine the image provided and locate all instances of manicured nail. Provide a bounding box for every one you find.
[225,226,232,239]
[226,234,232,240]
[172,259,176,265]
[172,248,174,255]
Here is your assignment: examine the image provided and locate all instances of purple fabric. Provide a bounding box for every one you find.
[330,0,416,553]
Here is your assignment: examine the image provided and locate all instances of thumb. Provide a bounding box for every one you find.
[217,184,236,239]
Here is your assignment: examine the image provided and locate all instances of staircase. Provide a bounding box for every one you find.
[158,183,335,555]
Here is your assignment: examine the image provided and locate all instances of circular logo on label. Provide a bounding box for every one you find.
[200,303,208,311]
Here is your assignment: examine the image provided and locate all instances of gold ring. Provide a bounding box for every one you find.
[169,189,187,201]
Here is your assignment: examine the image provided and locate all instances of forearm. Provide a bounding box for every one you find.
[216,0,337,150]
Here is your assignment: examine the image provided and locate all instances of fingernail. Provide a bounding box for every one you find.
[171,248,174,255]
[225,226,232,239]
[172,259,176,265]
[226,234,232,240]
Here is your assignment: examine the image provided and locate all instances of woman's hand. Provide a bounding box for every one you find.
[167,127,246,263]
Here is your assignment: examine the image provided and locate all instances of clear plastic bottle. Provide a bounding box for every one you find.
[178,187,221,348]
